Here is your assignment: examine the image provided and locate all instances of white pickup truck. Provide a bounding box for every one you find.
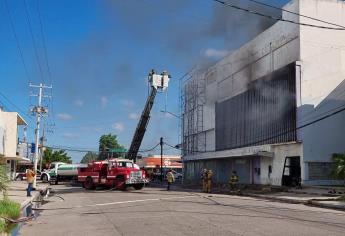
[41,162,87,185]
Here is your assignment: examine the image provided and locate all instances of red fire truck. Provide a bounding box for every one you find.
[78,70,170,190]
[78,159,148,190]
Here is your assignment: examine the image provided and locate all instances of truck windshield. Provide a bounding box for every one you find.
[117,162,133,168]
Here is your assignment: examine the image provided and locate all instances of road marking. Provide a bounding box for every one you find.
[33,195,200,210]
[90,195,198,207]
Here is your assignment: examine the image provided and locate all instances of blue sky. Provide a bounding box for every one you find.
[0,0,288,162]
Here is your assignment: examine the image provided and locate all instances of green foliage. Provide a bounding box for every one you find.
[43,148,72,165]
[0,199,21,219]
[98,134,124,160]
[0,219,5,233]
[0,199,21,233]
[0,165,9,197]
[80,152,98,164]
[331,153,345,180]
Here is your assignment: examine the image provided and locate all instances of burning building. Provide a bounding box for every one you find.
[181,0,345,186]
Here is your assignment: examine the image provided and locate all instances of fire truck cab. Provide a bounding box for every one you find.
[78,158,148,190]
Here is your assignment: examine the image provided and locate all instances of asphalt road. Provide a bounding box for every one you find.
[19,184,345,236]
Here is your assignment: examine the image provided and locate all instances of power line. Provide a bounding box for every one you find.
[138,143,160,153]
[212,0,345,30]
[247,0,345,29]
[36,0,52,85]
[23,0,45,83]
[3,0,31,83]
[179,102,345,154]
[0,91,33,121]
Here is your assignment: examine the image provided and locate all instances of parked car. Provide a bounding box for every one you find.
[172,170,182,180]
[15,170,42,181]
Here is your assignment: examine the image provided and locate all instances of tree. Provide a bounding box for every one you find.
[43,148,72,167]
[98,134,124,160]
[80,152,98,164]
[331,153,345,184]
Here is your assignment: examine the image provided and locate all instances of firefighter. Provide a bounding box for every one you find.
[206,169,213,193]
[166,169,175,191]
[201,169,208,192]
[229,171,239,192]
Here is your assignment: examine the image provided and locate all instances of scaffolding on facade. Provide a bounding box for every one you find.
[180,67,206,156]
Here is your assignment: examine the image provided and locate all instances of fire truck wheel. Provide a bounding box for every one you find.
[134,184,144,190]
[84,177,95,190]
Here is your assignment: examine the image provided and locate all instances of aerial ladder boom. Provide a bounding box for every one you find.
[127,70,170,162]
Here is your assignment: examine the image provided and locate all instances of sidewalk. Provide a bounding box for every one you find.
[163,183,345,211]
[4,181,48,209]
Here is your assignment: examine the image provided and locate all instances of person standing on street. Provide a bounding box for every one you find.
[229,171,239,192]
[166,169,175,191]
[201,169,208,192]
[26,166,36,197]
[206,169,213,193]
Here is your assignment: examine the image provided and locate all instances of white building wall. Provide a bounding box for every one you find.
[260,143,302,185]
[298,0,345,184]
[2,112,19,158]
[183,0,345,186]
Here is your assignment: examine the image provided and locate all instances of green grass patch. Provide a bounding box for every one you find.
[0,219,5,233]
[0,199,21,220]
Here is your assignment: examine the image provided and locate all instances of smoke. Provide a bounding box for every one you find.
[99,0,281,70]
[57,0,282,104]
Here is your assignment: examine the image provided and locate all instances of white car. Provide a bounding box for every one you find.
[171,170,182,180]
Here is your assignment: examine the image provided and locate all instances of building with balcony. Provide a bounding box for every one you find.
[0,108,29,180]
[181,0,345,186]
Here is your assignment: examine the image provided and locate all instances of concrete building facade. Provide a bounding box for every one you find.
[182,0,345,186]
[0,109,28,180]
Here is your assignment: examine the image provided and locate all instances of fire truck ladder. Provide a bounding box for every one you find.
[127,87,157,162]
[127,70,170,162]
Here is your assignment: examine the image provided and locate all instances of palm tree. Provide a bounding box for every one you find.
[331,153,345,184]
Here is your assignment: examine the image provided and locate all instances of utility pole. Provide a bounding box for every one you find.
[39,123,46,172]
[160,137,163,182]
[30,83,51,188]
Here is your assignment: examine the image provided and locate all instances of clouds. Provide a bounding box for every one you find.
[121,99,135,109]
[57,113,73,120]
[204,48,228,59]
[74,99,84,107]
[112,122,124,132]
[62,132,79,139]
[129,113,140,120]
[101,96,108,108]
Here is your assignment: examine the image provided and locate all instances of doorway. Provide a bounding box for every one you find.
[282,156,301,187]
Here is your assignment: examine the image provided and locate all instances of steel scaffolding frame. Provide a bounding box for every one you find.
[180,68,206,156]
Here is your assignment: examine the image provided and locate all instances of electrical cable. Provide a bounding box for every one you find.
[247,0,345,29]
[23,0,45,83]
[179,101,345,154]
[36,0,52,85]
[0,91,34,122]
[211,0,345,30]
[3,0,32,84]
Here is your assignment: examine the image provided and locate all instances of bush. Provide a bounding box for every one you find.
[0,199,21,220]
[0,165,9,197]
[0,219,5,233]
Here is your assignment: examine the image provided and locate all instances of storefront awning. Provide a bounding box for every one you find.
[5,156,31,162]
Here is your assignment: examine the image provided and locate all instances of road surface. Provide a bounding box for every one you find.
[19,185,345,236]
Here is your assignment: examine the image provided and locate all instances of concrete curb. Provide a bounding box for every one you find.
[20,185,48,209]
[308,200,345,211]
[148,184,345,211]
